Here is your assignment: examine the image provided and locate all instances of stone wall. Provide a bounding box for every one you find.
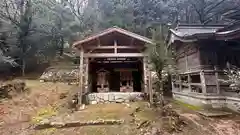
[173,92,210,106]
[226,97,240,112]
[87,92,144,104]
[173,92,240,113]
[40,66,79,83]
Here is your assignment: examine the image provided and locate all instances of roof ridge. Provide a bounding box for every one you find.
[73,27,154,47]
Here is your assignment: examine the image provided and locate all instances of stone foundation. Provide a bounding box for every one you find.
[226,97,240,112]
[87,92,144,104]
[173,92,240,113]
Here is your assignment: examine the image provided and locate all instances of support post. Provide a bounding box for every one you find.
[85,58,89,93]
[143,57,148,93]
[188,74,192,92]
[214,66,220,94]
[200,71,207,94]
[179,75,182,91]
[78,49,84,105]
[186,53,192,92]
[114,40,117,54]
[149,71,153,104]
[185,53,188,72]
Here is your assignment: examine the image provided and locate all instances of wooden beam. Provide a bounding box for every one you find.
[86,46,141,50]
[73,27,154,48]
[86,46,143,53]
[84,53,145,58]
[88,38,101,53]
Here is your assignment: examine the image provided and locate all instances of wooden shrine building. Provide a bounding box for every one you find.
[167,22,240,112]
[73,27,154,101]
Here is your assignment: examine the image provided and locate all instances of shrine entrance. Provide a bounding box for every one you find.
[89,57,143,93]
[73,27,154,95]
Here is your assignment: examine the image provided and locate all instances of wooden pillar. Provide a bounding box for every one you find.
[214,52,220,95]
[188,74,192,92]
[185,53,188,71]
[143,57,148,93]
[200,71,207,94]
[78,49,84,105]
[84,58,89,93]
[149,71,153,104]
[172,81,175,91]
[214,66,220,94]
[179,75,182,91]
[186,53,192,92]
[114,40,117,54]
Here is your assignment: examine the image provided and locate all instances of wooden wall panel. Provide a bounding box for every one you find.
[175,43,200,73]
[177,57,186,72]
[187,52,200,70]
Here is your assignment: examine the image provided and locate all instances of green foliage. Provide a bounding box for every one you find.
[147,27,177,106]
[0,0,238,75]
[174,100,202,111]
[148,27,175,79]
[31,105,58,124]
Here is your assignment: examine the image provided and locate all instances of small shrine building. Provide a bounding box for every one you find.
[73,27,154,99]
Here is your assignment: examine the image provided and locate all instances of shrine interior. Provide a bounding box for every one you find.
[89,57,143,93]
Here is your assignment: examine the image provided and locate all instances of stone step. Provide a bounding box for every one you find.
[197,110,232,117]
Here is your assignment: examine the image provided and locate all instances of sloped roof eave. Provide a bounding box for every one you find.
[73,27,154,48]
[169,29,215,40]
[215,28,240,40]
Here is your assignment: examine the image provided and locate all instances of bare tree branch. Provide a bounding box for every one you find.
[205,0,226,14]
[189,1,205,23]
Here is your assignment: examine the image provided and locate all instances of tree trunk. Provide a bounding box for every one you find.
[22,58,25,76]
[157,73,164,107]
[60,36,64,56]
[160,80,164,107]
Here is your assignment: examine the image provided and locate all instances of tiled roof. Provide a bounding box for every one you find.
[168,25,225,43]
[173,24,225,37]
[167,24,240,45]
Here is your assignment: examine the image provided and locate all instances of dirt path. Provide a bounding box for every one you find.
[172,101,240,135]
[1,80,240,135]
